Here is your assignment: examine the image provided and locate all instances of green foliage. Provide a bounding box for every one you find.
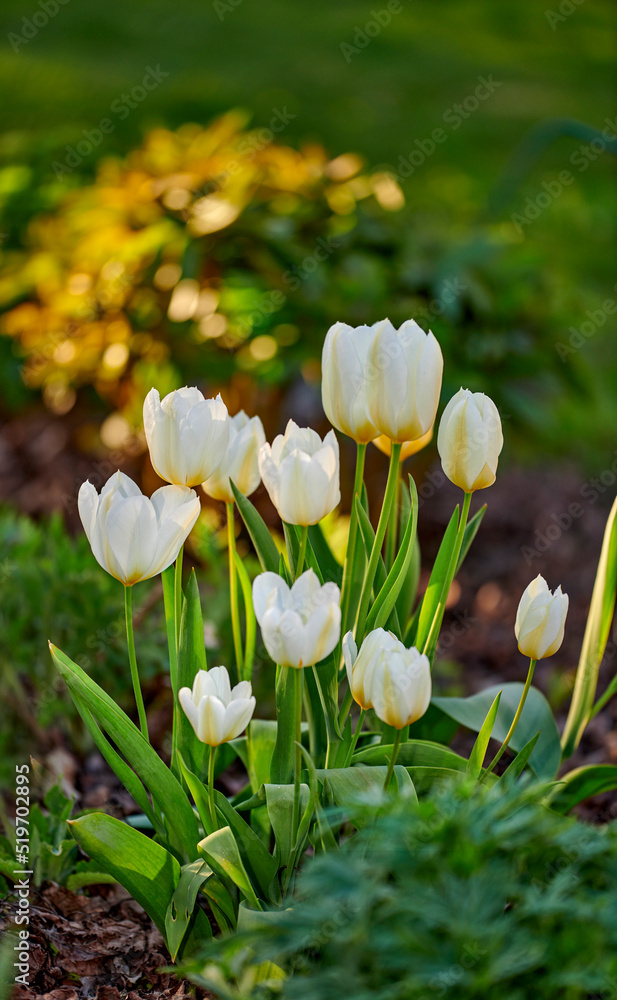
[0,781,114,896]
[183,777,617,1000]
[0,506,168,782]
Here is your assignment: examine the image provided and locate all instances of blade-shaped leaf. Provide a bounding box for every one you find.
[467,690,501,780]
[315,765,417,811]
[165,860,212,960]
[264,783,310,868]
[365,475,418,633]
[308,523,343,586]
[197,826,261,911]
[231,481,280,573]
[562,494,617,757]
[178,570,208,774]
[352,739,467,772]
[50,644,199,861]
[433,683,561,780]
[455,505,487,573]
[415,507,459,655]
[499,732,541,783]
[547,764,617,814]
[233,550,257,679]
[68,813,181,941]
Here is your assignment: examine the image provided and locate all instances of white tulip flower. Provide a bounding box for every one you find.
[515,575,569,660]
[344,627,431,728]
[78,471,200,586]
[258,420,340,526]
[143,386,230,487]
[321,321,379,443]
[437,388,504,492]
[202,411,266,503]
[367,319,443,443]
[252,569,341,668]
[179,666,256,746]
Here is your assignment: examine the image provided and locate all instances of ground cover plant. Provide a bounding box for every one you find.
[2,315,615,997]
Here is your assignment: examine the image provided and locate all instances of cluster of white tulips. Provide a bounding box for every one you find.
[76,316,568,801]
[51,314,617,950]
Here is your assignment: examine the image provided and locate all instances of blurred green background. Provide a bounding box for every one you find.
[0,0,615,463]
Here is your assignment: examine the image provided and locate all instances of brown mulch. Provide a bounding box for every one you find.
[2,884,211,1000]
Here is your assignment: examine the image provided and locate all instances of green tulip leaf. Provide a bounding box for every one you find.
[264,783,310,868]
[308,522,343,586]
[366,475,418,634]
[67,812,207,955]
[231,481,280,573]
[50,643,200,860]
[455,504,487,573]
[177,570,208,774]
[197,826,262,911]
[414,507,459,657]
[433,683,561,780]
[547,764,617,814]
[165,860,212,961]
[352,739,467,772]
[499,732,541,783]
[562,493,617,757]
[466,690,501,780]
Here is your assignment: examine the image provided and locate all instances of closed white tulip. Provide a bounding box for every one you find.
[202,411,266,503]
[321,322,379,443]
[258,420,340,526]
[252,569,341,668]
[179,666,256,746]
[78,471,200,586]
[143,386,230,487]
[437,388,503,492]
[367,319,443,443]
[515,575,569,659]
[344,627,431,728]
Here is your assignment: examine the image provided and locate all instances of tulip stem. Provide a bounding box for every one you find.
[292,668,304,858]
[207,745,218,833]
[340,443,367,632]
[174,545,184,648]
[383,728,402,791]
[227,503,244,681]
[385,467,402,571]
[422,490,472,659]
[124,585,148,741]
[344,709,366,767]
[356,443,402,646]
[295,526,308,580]
[484,659,537,778]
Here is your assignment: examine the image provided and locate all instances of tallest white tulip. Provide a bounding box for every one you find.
[144,387,230,487]
[367,319,443,443]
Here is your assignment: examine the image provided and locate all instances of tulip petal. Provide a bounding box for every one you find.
[253,572,290,625]
[105,495,159,585]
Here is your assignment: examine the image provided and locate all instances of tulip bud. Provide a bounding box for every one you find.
[367,319,443,443]
[344,627,431,728]
[437,388,503,492]
[252,569,341,668]
[515,575,569,659]
[143,386,230,487]
[78,471,200,586]
[321,322,379,443]
[258,420,340,526]
[202,411,266,503]
[179,666,256,746]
